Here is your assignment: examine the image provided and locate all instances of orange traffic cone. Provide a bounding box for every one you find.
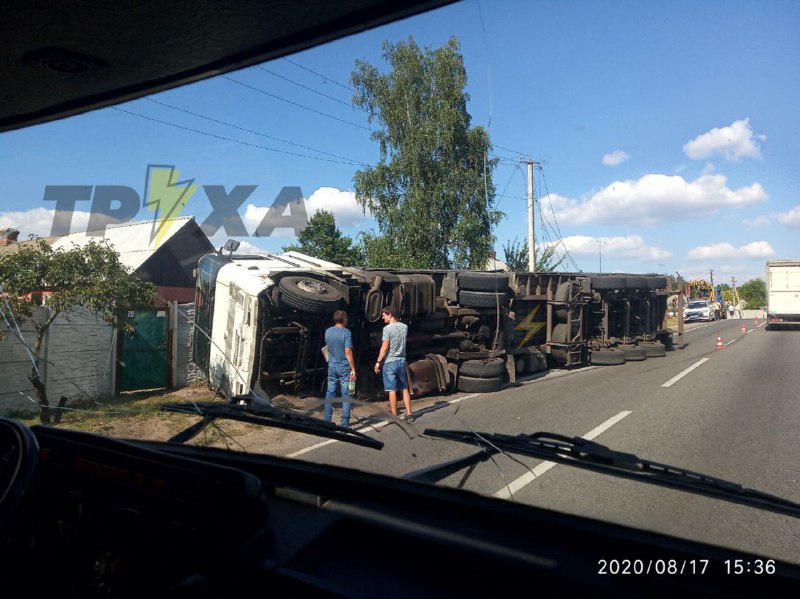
[715,336,725,349]
[740,322,746,333]
[755,316,760,326]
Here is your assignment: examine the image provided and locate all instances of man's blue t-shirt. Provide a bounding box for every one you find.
[325,326,352,367]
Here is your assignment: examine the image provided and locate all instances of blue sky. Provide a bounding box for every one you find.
[2,0,799,284]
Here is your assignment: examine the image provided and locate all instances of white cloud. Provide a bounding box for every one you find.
[602,150,630,166]
[0,207,94,238]
[683,118,766,161]
[547,173,766,226]
[548,235,671,261]
[776,205,800,228]
[742,215,771,228]
[687,241,775,260]
[305,187,370,228]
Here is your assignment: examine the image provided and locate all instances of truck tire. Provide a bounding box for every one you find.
[459,357,506,378]
[278,276,343,313]
[590,276,626,291]
[590,349,625,366]
[457,375,503,393]
[645,276,668,289]
[618,344,647,361]
[625,276,647,290]
[458,272,510,292]
[555,281,573,303]
[552,322,580,343]
[458,290,509,308]
[640,342,666,357]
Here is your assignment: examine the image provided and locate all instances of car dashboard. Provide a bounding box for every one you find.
[1,418,799,597]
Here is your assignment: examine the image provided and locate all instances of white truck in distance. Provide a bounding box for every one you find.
[766,260,800,329]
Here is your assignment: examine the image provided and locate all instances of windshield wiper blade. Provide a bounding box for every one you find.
[161,396,383,450]
[420,429,800,518]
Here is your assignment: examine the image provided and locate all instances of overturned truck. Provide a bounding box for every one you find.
[193,251,671,400]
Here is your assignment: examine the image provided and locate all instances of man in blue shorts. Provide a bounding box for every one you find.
[323,310,356,427]
[374,306,415,422]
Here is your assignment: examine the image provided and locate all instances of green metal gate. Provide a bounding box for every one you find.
[119,309,168,391]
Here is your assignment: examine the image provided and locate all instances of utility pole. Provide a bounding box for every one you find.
[523,159,542,271]
[731,277,740,308]
[527,160,534,271]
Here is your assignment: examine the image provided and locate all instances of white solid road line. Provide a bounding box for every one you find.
[494,411,633,499]
[661,357,710,388]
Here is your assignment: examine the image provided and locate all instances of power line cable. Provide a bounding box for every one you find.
[494,143,528,157]
[539,166,580,270]
[282,57,356,93]
[144,98,369,166]
[493,164,520,210]
[112,107,367,166]
[256,66,368,112]
[223,75,370,131]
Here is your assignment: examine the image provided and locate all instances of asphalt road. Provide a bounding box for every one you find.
[286,318,800,565]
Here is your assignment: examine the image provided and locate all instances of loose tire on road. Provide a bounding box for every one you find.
[457,375,503,393]
[459,357,506,378]
[278,276,343,313]
[590,349,625,366]
[457,272,510,292]
[458,290,509,308]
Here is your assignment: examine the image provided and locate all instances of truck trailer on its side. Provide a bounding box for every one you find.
[766,260,800,329]
[192,249,672,402]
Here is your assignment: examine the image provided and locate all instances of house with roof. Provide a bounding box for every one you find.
[50,217,214,305]
[1,218,214,411]
[2,217,214,305]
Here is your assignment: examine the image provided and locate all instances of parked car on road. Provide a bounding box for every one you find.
[684,299,715,322]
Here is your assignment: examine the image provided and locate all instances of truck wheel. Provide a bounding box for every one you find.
[457,272,510,292]
[590,350,625,365]
[457,375,503,393]
[625,276,647,289]
[645,276,668,289]
[278,276,343,313]
[458,290,509,308]
[640,342,666,357]
[618,344,647,361]
[590,276,626,290]
[459,357,506,378]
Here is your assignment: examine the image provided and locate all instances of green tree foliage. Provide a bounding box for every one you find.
[352,37,502,269]
[738,278,766,309]
[282,209,364,266]
[0,240,155,424]
[502,237,566,272]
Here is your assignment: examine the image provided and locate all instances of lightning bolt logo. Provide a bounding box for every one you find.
[143,165,199,247]
[514,305,546,350]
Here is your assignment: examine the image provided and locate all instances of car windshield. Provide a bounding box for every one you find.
[2,0,800,579]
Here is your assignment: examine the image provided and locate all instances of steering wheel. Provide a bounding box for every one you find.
[0,418,38,531]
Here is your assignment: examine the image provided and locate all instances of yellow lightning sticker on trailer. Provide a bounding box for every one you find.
[514,305,546,349]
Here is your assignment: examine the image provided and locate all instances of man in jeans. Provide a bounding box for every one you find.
[323,310,356,427]
[374,306,415,422]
